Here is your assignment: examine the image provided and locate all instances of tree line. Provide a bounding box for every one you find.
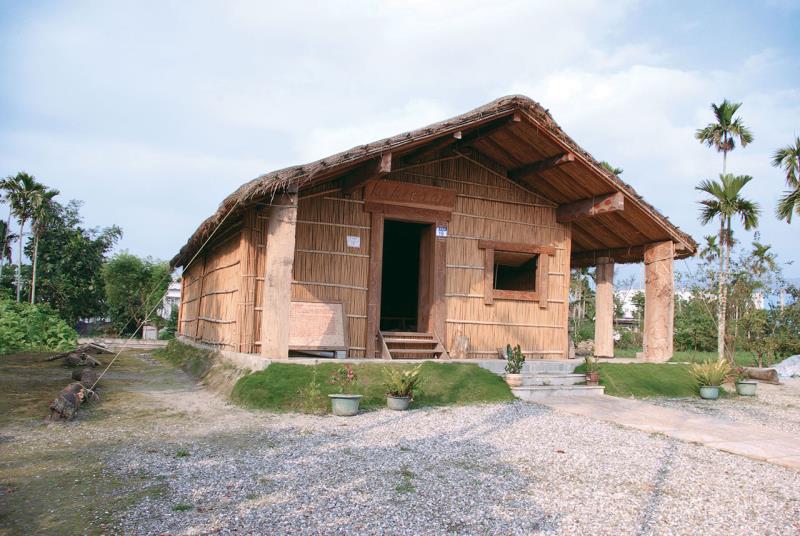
[0,172,172,338]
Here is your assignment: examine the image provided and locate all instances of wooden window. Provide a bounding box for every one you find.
[478,240,553,309]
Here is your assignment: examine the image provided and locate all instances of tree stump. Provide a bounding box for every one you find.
[49,383,85,421]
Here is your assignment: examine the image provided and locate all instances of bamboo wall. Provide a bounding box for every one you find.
[178,151,570,359]
[177,220,243,350]
[387,152,571,359]
[291,180,371,357]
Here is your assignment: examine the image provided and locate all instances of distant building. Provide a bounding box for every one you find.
[159,280,182,319]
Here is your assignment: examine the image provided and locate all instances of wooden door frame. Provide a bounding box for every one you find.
[365,206,449,358]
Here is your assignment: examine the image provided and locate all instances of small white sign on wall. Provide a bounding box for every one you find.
[346,235,361,248]
[436,225,448,238]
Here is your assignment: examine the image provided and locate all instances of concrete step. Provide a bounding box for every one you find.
[477,360,580,375]
[520,373,586,386]
[511,385,605,401]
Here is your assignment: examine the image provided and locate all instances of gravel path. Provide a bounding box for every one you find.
[108,400,800,535]
[651,378,800,436]
[2,355,799,535]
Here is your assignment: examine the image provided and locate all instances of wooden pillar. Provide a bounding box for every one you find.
[260,188,298,359]
[643,241,674,362]
[365,212,384,358]
[594,257,615,358]
[432,220,447,350]
[237,210,258,353]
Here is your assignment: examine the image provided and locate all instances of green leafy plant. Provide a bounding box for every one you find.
[384,364,423,398]
[504,344,525,374]
[689,359,732,387]
[297,369,325,413]
[329,364,358,394]
[584,355,600,373]
[0,298,77,354]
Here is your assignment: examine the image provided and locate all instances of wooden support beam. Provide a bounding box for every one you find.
[594,257,614,358]
[571,245,646,267]
[399,113,521,166]
[509,152,575,181]
[556,192,624,223]
[260,188,299,358]
[341,152,392,195]
[643,241,674,362]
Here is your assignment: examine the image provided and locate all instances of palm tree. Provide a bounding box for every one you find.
[4,172,44,302]
[0,220,15,267]
[696,174,761,363]
[772,136,800,223]
[750,241,777,276]
[28,187,59,303]
[699,235,719,261]
[695,99,754,175]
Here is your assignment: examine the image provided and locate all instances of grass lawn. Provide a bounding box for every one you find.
[232,361,515,413]
[614,347,753,366]
[576,362,699,398]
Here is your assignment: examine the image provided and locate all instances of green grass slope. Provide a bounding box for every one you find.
[576,362,696,398]
[231,361,514,413]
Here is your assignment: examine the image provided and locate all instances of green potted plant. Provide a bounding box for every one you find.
[733,367,757,396]
[584,355,600,385]
[328,364,362,416]
[689,359,731,400]
[383,364,423,411]
[504,344,525,387]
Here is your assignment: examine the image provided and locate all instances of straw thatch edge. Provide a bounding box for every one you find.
[171,94,696,269]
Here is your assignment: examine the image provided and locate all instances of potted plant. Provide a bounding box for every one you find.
[384,364,423,411]
[504,344,525,387]
[689,359,731,400]
[584,355,600,385]
[734,367,757,396]
[328,364,362,416]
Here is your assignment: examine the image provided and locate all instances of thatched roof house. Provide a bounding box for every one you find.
[173,95,695,362]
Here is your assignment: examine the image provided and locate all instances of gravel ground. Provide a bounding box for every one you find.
[2,355,799,535]
[651,378,800,436]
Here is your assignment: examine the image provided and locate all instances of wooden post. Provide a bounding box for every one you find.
[260,188,299,359]
[594,257,614,358]
[643,241,674,362]
[432,220,447,350]
[365,212,384,358]
[237,210,258,353]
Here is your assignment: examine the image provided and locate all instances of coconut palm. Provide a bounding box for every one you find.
[695,99,754,175]
[772,136,800,223]
[696,174,761,363]
[4,172,45,302]
[28,187,59,303]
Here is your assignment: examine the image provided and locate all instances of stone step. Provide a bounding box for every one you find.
[477,360,580,375]
[511,385,605,401]
[519,373,586,386]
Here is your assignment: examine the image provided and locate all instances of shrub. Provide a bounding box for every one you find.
[384,364,423,398]
[689,359,731,387]
[504,344,525,374]
[0,299,77,354]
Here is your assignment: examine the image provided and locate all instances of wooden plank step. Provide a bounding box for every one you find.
[381,332,434,338]
[388,349,442,355]
[383,338,438,345]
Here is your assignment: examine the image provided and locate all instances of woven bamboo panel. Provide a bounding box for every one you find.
[389,152,570,359]
[292,182,370,357]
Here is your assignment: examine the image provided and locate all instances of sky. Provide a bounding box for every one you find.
[1,0,799,284]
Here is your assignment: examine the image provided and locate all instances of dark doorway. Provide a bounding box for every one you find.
[380,220,427,331]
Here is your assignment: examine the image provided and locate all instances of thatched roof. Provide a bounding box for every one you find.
[171,95,696,269]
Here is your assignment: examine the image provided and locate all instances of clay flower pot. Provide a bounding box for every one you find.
[585,371,600,386]
[505,373,523,388]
